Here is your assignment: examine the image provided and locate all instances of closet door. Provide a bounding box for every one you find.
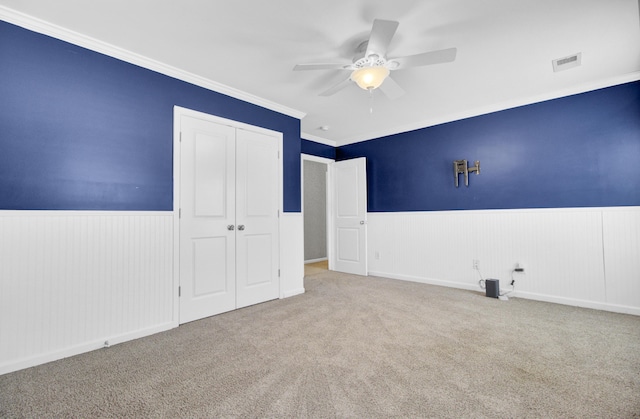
[235,128,280,308]
[178,113,281,324]
[179,116,236,323]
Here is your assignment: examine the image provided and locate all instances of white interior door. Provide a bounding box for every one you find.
[235,128,280,308]
[178,112,281,324]
[330,157,367,275]
[179,115,236,323]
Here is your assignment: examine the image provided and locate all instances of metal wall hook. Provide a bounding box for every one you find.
[454,160,480,187]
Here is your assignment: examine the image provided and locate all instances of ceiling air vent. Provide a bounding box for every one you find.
[552,52,582,72]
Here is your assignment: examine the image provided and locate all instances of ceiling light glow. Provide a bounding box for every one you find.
[350,66,390,90]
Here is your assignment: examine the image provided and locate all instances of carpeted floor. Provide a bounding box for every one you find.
[1,269,639,418]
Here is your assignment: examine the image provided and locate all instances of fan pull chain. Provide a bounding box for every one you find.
[369,88,374,114]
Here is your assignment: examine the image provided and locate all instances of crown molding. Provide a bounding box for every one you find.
[0,6,306,120]
[300,133,336,147]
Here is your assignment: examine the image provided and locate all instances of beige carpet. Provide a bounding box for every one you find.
[1,270,639,418]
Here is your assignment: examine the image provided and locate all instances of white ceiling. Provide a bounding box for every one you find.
[1,0,639,146]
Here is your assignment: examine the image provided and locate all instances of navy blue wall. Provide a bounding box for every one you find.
[337,82,640,212]
[0,21,301,212]
[301,139,336,160]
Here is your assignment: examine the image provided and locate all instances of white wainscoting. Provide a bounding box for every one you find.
[367,207,640,315]
[0,210,306,375]
[0,211,175,375]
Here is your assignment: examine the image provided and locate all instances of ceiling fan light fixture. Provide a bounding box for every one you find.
[351,66,390,90]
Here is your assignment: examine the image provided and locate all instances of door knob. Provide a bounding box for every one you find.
[360,221,365,225]
[237,225,245,231]
[227,225,235,231]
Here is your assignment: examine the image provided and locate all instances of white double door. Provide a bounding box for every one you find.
[179,114,280,324]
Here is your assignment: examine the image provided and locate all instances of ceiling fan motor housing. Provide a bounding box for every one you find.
[353,55,387,69]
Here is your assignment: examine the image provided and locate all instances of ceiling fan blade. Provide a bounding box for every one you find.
[293,63,352,71]
[379,76,405,100]
[390,47,457,69]
[365,19,399,58]
[319,78,353,96]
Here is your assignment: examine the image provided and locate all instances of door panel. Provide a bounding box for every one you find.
[246,234,273,286]
[179,116,236,323]
[192,237,228,296]
[331,158,367,275]
[236,128,280,308]
[337,228,360,262]
[244,141,275,216]
[194,133,228,217]
[336,165,360,217]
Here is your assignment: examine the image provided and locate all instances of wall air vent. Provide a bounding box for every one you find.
[552,52,582,72]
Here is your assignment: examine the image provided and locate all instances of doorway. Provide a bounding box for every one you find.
[302,154,332,275]
[301,154,368,277]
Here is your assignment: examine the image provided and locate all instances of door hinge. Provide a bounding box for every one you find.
[179,132,182,142]
[178,286,181,297]
[179,208,181,218]
[278,269,280,277]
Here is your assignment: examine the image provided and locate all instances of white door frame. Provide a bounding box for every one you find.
[301,154,334,268]
[173,106,284,324]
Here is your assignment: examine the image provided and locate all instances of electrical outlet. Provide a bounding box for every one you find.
[473,259,480,270]
[374,251,380,260]
[515,262,525,273]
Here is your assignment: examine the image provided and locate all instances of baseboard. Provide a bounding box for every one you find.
[282,288,305,298]
[369,271,480,292]
[0,321,176,376]
[305,258,327,264]
[368,270,640,316]
[513,290,640,316]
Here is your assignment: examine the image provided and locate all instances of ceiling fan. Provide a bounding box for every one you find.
[293,19,457,99]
